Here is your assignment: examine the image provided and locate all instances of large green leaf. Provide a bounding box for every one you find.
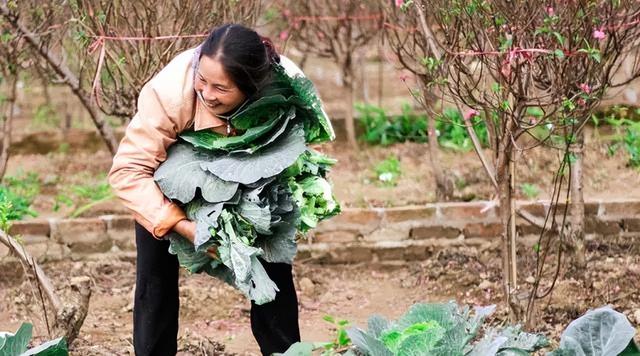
[549,306,636,356]
[168,232,217,273]
[229,107,296,154]
[23,337,68,356]
[0,323,31,355]
[184,199,224,251]
[347,327,394,356]
[154,144,239,204]
[180,107,286,151]
[201,125,307,185]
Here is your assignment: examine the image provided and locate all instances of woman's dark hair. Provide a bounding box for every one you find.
[200,24,279,98]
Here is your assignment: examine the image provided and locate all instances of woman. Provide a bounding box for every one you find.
[108,24,303,356]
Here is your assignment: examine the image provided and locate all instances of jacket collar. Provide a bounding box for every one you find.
[193,99,228,131]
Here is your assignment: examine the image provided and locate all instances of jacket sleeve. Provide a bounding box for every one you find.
[108,81,187,239]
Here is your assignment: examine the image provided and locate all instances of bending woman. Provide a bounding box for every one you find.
[108,24,302,356]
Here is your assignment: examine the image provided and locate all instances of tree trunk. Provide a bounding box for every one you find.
[422,91,453,201]
[0,230,91,345]
[0,4,119,155]
[497,146,523,320]
[378,44,384,107]
[0,74,17,180]
[569,132,586,269]
[345,78,358,149]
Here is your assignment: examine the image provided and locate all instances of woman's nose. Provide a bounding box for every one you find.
[201,87,216,102]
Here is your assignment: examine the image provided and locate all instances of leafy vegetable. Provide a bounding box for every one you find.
[549,306,639,356]
[0,322,68,355]
[155,61,339,305]
[346,302,547,356]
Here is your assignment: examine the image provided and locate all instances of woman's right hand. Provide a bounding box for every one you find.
[173,219,219,259]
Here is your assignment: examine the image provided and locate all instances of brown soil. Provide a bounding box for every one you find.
[1,240,639,355]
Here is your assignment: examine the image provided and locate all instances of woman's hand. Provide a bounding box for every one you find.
[173,219,219,259]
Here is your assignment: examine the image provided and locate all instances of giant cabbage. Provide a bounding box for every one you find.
[155,62,339,304]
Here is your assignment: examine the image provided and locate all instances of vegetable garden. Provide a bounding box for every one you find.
[1,0,640,355]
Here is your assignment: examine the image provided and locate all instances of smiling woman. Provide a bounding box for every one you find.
[106,23,320,356]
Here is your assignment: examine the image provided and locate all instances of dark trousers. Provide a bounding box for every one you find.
[133,222,301,356]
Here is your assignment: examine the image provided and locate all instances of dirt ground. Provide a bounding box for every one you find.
[1,239,639,355]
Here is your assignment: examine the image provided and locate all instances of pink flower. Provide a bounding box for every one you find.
[546,7,555,17]
[577,98,587,106]
[395,0,404,7]
[579,83,591,94]
[399,73,410,82]
[593,29,606,40]
[279,30,289,41]
[464,109,480,120]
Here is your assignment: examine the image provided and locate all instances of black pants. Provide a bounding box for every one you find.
[133,222,301,356]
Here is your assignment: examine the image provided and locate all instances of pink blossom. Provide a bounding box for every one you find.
[399,73,410,82]
[593,29,606,40]
[579,83,591,94]
[395,0,404,7]
[464,109,480,120]
[279,30,289,41]
[529,117,538,125]
[546,7,555,17]
[577,98,587,106]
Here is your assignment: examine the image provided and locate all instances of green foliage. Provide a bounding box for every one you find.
[0,172,40,225]
[30,104,61,130]
[356,102,427,146]
[520,183,540,199]
[373,156,401,187]
[0,322,68,355]
[54,179,114,218]
[437,108,489,152]
[356,103,488,151]
[595,106,640,168]
[321,315,352,355]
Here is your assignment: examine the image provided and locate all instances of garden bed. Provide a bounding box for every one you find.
[0,239,638,355]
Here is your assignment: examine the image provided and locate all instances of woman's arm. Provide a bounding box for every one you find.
[108,81,190,240]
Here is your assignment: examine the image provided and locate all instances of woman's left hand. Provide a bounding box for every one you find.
[173,219,219,259]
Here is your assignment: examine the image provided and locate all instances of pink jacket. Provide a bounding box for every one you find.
[108,48,304,239]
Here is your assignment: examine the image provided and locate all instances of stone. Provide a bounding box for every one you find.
[364,226,410,242]
[623,218,640,232]
[384,206,436,223]
[463,223,502,238]
[438,202,497,221]
[602,201,640,217]
[478,280,493,290]
[585,218,622,236]
[313,230,359,243]
[8,220,50,238]
[327,245,372,264]
[102,215,136,251]
[409,226,461,239]
[298,277,315,296]
[51,218,112,253]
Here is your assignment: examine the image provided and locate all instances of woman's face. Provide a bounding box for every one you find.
[194,55,247,115]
